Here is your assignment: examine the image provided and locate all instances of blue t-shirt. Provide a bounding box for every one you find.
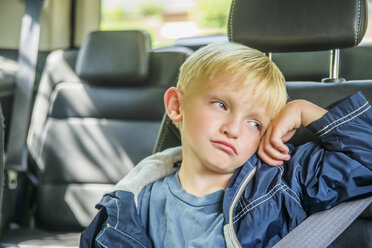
[137,171,226,247]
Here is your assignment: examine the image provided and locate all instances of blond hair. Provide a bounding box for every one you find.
[175,42,287,127]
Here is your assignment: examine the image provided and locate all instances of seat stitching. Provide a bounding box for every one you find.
[156,118,169,152]
[228,0,236,41]
[355,0,361,46]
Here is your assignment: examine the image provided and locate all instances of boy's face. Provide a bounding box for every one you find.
[171,74,272,176]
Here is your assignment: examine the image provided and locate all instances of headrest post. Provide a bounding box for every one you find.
[330,49,340,79]
[322,49,345,83]
[268,52,272,61]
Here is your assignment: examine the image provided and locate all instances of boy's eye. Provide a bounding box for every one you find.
[248,121,261,130]
[213,101,226,110]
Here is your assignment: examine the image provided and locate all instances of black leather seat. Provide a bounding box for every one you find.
[28,30,191,230]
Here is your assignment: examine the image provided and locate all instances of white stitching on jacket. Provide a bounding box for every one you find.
[238,198,245,210]
[277,165,302,207]
[233,185,286,224]
[247,161,254,169]
[282,184,302,207]
[315,101,368,135]
[319,105,370,137]
[233,183,284,223]
[282,183,301,203]
[115,198,120,229]
[108,226,147,248]
[96,240,108,248]
[96,226,109,248]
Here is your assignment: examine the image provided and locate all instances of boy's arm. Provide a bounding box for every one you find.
[80,191,153,248]
[262,91,372,213]
[258,99,328,166]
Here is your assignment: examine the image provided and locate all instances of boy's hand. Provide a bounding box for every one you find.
[258,100,328,166]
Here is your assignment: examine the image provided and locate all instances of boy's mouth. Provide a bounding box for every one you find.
[211,140,237,155]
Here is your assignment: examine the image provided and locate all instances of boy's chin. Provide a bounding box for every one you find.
[208,155,247,173]
[205,161,243,175]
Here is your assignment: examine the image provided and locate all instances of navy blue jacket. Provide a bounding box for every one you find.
[80,92,372,247]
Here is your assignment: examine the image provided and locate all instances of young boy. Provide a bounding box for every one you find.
[80,42,372,248]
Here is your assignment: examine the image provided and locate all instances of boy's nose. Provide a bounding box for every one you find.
[221,117,241,139]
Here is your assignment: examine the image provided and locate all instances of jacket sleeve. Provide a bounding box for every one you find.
[80,207,108,248]
[286,91,372,214]
[80,191,153,248]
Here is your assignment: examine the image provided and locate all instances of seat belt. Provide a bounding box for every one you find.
[273,196,372,248]
[2,0,42,228]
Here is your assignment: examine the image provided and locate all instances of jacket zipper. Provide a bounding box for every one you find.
[227,166,257,247]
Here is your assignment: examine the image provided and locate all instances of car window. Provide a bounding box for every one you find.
[362,0,372,43]
[100,0,232,47]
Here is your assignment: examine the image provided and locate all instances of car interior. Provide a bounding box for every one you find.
[0,0,372,247]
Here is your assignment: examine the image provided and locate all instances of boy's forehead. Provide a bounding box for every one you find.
[201,73,248,90]
[202,73,257,97]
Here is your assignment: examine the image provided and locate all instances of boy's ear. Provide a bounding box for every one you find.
[164,87,183,122]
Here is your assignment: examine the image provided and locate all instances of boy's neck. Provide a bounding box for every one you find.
[178,163,233,197]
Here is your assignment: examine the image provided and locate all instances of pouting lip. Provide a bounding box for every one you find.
[211,140,237,155]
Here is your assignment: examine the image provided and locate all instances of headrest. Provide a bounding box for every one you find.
[75,30,151,86]
[228,0,368,52]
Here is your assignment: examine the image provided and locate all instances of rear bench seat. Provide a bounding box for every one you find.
[26,30,191,231]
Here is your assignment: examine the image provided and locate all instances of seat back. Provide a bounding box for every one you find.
[272,45,372,82]
[27,30,191,231]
